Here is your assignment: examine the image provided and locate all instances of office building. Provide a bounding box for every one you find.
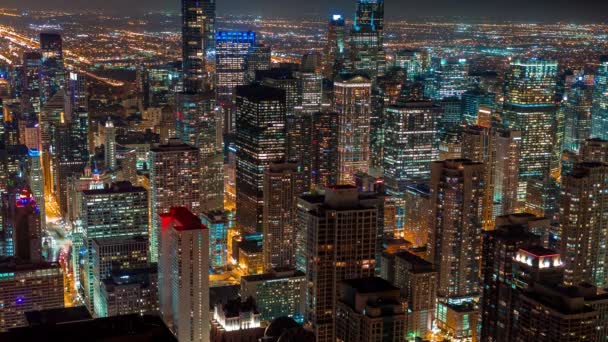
[159,207,209,342]
[592,56,608,140]
[323,14,346,80]
[434,58,469,99]
[0,259,64,332]
[560,162,608,287]
[240,268,306,323]
[149,139,201,262]
[428,160,485,340]
[245,44,271,83]
[210,297,264,342]
[334,74,372,184]
[97,266,159,318]
[581,138,608,163]
[215,31,256,104]
[26,149,45,231]
[202,211,229,271]
[349,0,385,80]
[235,85,286,233]
[562,80,593,153]
[21,52,42,115]
[104,118,117,171]
[336,277,406,342]
[310,111,339,189]
[182,0,215,92]
[263,163,305,271]
[298,186,378,341]
[1,188,42,262]
[503,58,558,197]
[461,88,495,125]
[39,33,65,106]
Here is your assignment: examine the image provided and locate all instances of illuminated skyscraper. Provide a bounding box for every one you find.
[298,186,378,342]
[562,80,593,153]
[560,162,608,287]
[175,92,224,212]
[383,99,440,189]
[323,14,346,80]
[65,71,88,118]
[461,88,495,125]
[26,149,45,231]
[39,33,65,106]
[0,259,64,332]
[2,188,42,262]
[159,207,209,342]
[235,85,286,233]
[182,0,215,93]
[20,52,42,116]
[201,211,229,271]
[334,74,372,184]
[80,182,149,312]
[104,118,117,171]
[215,31,256,105]
[245,44,271,83]
[262,163,305,271]
[503,58,558,198]
[428,159,485,340]
[394,49,428,81]
[310,111,339,189]
[592,56,608,140]
[149,139,202,262]
[350,0,385,80]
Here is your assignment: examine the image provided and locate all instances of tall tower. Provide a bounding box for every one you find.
[39,32,65,106]
[298,186,378,342]
[20,52,42,116]
[104,118,117,171]
[323,14,346,80]
[159,207,209,342]
[560,162,608,287]
[334,74,372,184]
[503,58,558,199]
[428,159,485,341]
[215,31,256,105]
[182,0,215,93]
[235,85,287,233]
[27,149,46,231]
[262,163,305,271]
[149,139,202,262]
[592,56,608,140]
[350,0,385,80]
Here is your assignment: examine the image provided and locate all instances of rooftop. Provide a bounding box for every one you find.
[160,207,206,232]
[342,277,399,294]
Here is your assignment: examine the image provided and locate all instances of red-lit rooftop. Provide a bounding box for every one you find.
[160,207,207,232]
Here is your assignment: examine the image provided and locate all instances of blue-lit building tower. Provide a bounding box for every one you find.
[592,56,608,140]
[350,0,385,80]
[215,31,256,105]
[202,211,229,271]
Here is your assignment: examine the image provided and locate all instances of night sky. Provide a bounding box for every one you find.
[3,0,608,21]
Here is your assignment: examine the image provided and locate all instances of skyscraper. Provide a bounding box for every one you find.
[592,56,608,140]
[503,59,558,198]
[428,159,485,340]
[262,163,305,271]
[310,111,339,189]
[2,188,43,262]
[39,33,65,106]
[334,74,372,184]
[562,80,593,153]
[560,162,608,287]
[235,85,287,233]
[323,14,346,80]
[181,0,215,93]
[27,149,45,231]
[104,118,117,171]
[215,31,256,104]
[350,0,385,80]
[159,207,209,342]
[20,52,42,116]
[298,186,378,341]
[149,139,202,262]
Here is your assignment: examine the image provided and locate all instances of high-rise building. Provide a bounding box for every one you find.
[503,59,558,197]
[334,74,372,184]
[65,72,88,118]
[159,207,209,342]
[181,0,215,93]
[210,297,264,341]
[245,44,271,83]
[0,259,64,332]
[381,250,437,340]
[562,80,593,153]
[393,49,428,81]
[560,162,608,287]
[480,223,540,342]
[592,56,608,140]
[428,159,485,340]
[1,188,43,262]
[350,0,385,80]
[336,277,406,342]
[175,92,224,212]
[298,186,378,341]
[240,269,306,323]
[26,149,45,231]
[80,182,149,311]
[383,99,440,190]
[310,111,339,189]
[323,14,346,80]
[201,211,229,271]
[39,33,65,106]
[97,267,159,318]
[21,52,42,116]
[235,85,287,233]
[149,139,201,262]
[262,163,305,271]
[461,88,495,125]
[581,138,608,163]
[104,118,117,171]
[433,58,469,99]
[215,31,256,104]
